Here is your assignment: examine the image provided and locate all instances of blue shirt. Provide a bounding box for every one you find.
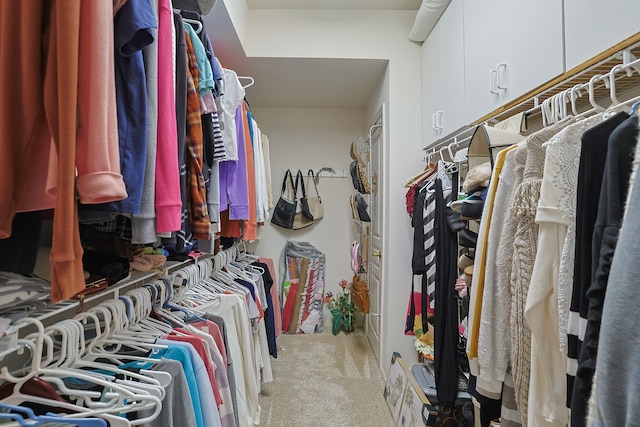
[150,344,205,427]
[110,0,157,214]
[155,340,222,427]
[184,24,215,98]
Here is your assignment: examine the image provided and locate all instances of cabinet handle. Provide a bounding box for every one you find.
[435,110,444,131]
[432,112,437,131]
[496,63,507,91]
[369,312,382,317]
[489,69,500,94]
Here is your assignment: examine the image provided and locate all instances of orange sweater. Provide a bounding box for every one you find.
[0,1,126,302]
[242,103,258,241]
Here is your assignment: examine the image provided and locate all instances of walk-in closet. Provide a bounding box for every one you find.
[1,0,639,426]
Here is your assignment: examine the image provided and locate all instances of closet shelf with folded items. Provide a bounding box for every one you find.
[0,244,280,427]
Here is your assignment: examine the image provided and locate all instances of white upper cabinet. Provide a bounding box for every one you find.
[564,0,640,70]
[463,0,564,123]
[422,0,466,147]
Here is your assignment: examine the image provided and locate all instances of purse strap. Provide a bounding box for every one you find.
[307,169,321,198]
[296,170,307,198]
[281,169,297,200]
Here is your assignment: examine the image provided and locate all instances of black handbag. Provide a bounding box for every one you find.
[271,170,297,229]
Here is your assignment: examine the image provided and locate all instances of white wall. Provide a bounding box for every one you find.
[249,107,366,303]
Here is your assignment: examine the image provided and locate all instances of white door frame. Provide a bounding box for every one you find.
[366,103,386,365]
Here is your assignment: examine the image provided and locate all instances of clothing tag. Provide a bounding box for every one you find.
[0,317,11,337]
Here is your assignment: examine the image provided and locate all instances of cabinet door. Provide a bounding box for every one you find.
[565,0,640,70]
[463,0,564,123]
[422,0,466,147]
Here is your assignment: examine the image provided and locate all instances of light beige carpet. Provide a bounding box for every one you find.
[258,327,394,426]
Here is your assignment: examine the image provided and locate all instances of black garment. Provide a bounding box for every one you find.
[433,179,459,405]
[407,185,428,335]
[566,112,628,408]
[201,113,216,168]
[253,261,278,358]
[467,376,502,427]
[173,12,190,253]
[0,211,43,274]
[411,188,429,274]
[571,115,639,424]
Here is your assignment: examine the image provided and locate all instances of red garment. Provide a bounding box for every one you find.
[219,209,241,238]
[192,321,228,368]
[281,281,299,333]
[168,332,223,407]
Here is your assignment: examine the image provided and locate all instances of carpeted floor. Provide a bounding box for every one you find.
[258,327,394,426]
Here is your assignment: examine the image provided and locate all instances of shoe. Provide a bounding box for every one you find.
[355,194,371,222]
[460,187,487,220]
[350,141,365,164]
[464,265,474,287]
[459,229,478,248]
[349,194,358,220]
[457,253,474,271]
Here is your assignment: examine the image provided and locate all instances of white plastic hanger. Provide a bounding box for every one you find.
[238,76,254,88]
[183,18,203,34]
[3,320,162,423]
[588,74,607,113]
[570,84,583,116]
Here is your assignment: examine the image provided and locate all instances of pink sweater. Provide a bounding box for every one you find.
[155,0,182,232]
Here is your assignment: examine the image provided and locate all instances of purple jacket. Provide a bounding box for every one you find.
[219,106,249,220]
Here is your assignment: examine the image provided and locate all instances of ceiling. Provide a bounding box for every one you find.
[239,58,388,108]
[206,0,410,108]
[246,0,422,10]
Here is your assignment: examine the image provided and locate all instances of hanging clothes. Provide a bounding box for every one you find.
[242,103,258,241]
[109,0,157,215]
[565,113,627,410]
[509,116,574,425]
[154,0,182,234]
[1,1,132,302]
[571,114,639,424]
[131,0,159,244]
[525,114,604,427]
[216,62,246,162]
[433,178,459,405]
[594,111,640,426]
[184,29,210,240]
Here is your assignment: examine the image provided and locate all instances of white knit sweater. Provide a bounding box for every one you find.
[525,115,604,427]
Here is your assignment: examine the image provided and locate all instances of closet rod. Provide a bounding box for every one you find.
[0,255,212,345]
[423,124,475,152]
[523,55,640,124]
